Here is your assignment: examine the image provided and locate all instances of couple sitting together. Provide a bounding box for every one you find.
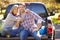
[1,4,46,40]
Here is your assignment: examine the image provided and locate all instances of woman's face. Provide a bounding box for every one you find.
[12,7,18,16]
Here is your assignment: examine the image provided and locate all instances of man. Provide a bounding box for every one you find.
[18,4,43,40]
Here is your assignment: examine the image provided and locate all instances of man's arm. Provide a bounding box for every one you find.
[37,19,42,29]
[31,11,43,29]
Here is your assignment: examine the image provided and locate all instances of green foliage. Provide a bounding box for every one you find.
[52,18,60,24]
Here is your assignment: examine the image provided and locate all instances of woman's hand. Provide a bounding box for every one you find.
[12,25,18,30]
[15,17,22,27]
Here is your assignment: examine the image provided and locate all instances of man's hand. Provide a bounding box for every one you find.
[32,28,38,33]
[32,23,42,33]
[37,23,42,29]
[25,9,30,14]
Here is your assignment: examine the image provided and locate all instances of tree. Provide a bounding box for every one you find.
[55,0,60,3]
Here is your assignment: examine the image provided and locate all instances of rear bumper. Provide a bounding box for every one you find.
[0,35,48,40]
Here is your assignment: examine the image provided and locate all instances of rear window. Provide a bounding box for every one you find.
[26,3,46,14]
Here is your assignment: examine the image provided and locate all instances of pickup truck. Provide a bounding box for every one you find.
[0,2,55,40]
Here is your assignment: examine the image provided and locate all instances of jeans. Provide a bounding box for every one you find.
[20,29,41,40]
[1,25,24,36]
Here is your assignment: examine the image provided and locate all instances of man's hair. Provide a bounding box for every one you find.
[18,3,26,7]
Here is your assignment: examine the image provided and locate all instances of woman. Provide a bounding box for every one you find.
[1,5,23,37]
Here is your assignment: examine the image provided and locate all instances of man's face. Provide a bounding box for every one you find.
[18,5,25,12]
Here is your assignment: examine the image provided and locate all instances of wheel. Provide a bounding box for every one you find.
[53,31,55,40]
[0,33,1,37]
[48,35,51,40]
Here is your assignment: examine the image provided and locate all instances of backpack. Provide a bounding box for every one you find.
[38,26,46,35]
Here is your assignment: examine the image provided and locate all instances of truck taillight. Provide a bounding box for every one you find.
[47,27,52,34]
[47,20,53,34]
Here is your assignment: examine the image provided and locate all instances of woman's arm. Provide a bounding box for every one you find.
[15,17,21,27]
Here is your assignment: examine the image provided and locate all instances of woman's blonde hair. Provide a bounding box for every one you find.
[10,5,18,13]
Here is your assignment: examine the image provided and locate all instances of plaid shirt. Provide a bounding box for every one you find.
[20,11,43,32]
